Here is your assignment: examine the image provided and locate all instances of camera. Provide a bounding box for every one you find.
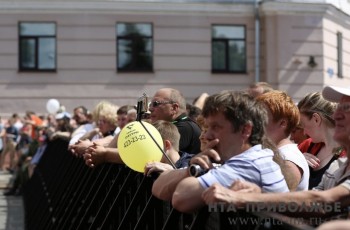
[188,163,221,177]
[136,93,149,121]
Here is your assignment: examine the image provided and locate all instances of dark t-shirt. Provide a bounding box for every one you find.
[6,126,18,142]
[175,151,194,168]
[173,113,201,156]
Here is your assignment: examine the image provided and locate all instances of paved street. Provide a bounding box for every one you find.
[0,172,24,230]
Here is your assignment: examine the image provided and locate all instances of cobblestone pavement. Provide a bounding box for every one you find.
[0,172,24,230]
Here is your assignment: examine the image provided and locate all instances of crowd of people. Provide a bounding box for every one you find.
[1,83,350,229]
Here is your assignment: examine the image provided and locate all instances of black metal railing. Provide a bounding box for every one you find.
[23,139,314,230]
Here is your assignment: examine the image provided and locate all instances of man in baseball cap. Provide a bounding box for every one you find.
[322,85,350,102]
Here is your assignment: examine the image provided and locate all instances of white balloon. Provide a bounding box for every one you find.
[46,99,60,114]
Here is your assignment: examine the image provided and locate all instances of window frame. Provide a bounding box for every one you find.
[116,22,154,73]
[211,24,247,74]
[18,21,57,72]
[337,31,343,78]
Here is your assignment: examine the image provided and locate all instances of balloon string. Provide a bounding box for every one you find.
[139,121,177,169]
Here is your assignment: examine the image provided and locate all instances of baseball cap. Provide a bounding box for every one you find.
[322,86,350,103]
[55,111,72,120]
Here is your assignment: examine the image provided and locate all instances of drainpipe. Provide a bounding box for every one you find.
[254,0,261,83]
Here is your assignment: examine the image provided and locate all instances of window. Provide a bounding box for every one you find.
[337,32,343,78]
[116,23,153,72]
[19,22,56,71]
[212,25,246,73]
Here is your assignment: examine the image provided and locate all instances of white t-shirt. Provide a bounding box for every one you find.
[279,143,310,191]
[114,126,121,136]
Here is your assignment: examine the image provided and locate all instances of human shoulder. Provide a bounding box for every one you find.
[174,115,198,126]
[226,145,274,165]
[175,151,193,168]
[279,144,308,165]
[328,158,348,175]
[339,177,350,191]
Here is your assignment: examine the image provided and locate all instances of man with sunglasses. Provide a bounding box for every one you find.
[149,88,201,156]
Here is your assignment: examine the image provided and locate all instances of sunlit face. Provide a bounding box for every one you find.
[149,90,175,123]
[290,127,308,144]
[73,108,88,125]
[127,112,136,123]
[97,116,115,135]
[299,113,322,143]
[204,112,242,161]
[117,114,128,129]
[264,108,281,144]
[199,124,209,151]
[333,96,350,148]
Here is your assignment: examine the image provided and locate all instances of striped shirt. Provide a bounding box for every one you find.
[197,144,289,193]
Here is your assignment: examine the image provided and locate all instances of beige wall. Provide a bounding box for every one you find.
[0,3,255,116]
[261,1,350,102]
[0,1,350,116]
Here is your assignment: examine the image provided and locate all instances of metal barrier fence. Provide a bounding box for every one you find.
[23,139,314,230]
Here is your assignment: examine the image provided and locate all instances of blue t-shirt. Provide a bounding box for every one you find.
[197,145,289,193]
[175,151,193,168]
[6,125,18,142]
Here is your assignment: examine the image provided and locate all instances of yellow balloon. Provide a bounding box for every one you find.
[117,121,164,173]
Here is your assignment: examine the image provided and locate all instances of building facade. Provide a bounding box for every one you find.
[0,0,349,116]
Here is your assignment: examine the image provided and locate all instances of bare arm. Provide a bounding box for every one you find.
[172,177,206,213]
[94,135,114,147]
[152,168,190,201]
[284,160,302,191]
[84,144,123,168]
[104,147,123,164]
[193,93,209,110]
[317,220,350,230]
[79,128,101,141]
[202,183,350,217]
[107,133,119,148]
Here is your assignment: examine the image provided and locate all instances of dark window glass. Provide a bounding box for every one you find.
[116,23,153,72]
[212,25,246,73]
[19,22,56,71]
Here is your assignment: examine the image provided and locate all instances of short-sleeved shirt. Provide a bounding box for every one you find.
[197,144,289,193]
[6,126,18,142]
[172,113,201,156]
[279,143,310,191]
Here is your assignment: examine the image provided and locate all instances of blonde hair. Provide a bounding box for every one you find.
[92,101,118,126]
[152,120,180,152]
[297,92,336,127]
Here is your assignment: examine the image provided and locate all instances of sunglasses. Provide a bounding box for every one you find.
[150,100,174,108]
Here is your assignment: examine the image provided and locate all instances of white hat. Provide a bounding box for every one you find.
[55,111,72,120]
[322,86,350,103]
